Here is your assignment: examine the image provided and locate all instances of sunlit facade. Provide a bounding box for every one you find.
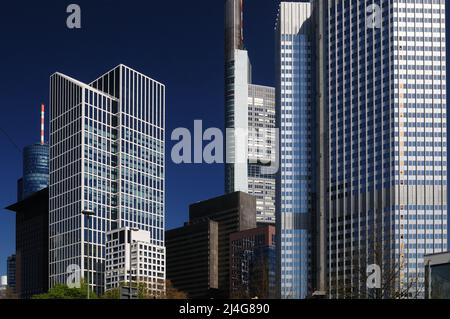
[49,65,165,294]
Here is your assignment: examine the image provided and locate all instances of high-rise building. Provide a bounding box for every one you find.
[275,2,314,299]
[49,65,165,294]
[188,191,257,298]
[224,0,277,225]
[166,220,219,299]
[105,228,165,296]
[5,105,50,299]
[6,188,49,299]
[21,144,49,200]
[230,225,276,299]
[323,0,447,298]
[248,85,277,224]
[6,255,16,293]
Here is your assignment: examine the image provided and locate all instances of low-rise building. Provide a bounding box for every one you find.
[105,227,165,297]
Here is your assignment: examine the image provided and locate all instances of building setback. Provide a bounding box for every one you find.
[224,0,277,225]
[49,65,165,294]
[6,188,49,299]
[166,220,219,299]
[230,225,276,299]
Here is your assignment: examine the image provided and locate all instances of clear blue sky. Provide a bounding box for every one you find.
[0,0,280,276]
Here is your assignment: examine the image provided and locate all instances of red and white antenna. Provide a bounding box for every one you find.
[40,104,45,145]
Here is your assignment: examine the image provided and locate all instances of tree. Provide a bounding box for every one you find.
[0,287,19,300]
[329,243,424,299]
[32,282,98,299]
[163,280,188,299]
[101,280,188,300]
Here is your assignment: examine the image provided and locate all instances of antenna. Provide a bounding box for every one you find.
[41,104,45,145]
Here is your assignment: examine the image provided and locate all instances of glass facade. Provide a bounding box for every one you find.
[276,2,313,299]
[49,65,165,294]
[326,0,447,298]
[22,144,49,199]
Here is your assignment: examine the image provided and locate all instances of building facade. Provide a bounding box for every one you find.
[6,187,49,299]
[189,192,257,298]
[324,0,447,298]
[225,0,277,225]
[230,225,276,299]
[425,252,450,299]
[248,85,277,225]
[0,276,7,292]
[166,220,219,299]
[105,228,165,296]
[275,2,314,299]
[49,65,165,294]
[22,144,49,200]
[6,255,16,293]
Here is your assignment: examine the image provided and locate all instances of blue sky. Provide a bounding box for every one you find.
[0,0,280,276]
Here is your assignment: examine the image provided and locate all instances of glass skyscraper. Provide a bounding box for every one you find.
[22,143,49,199]
[49,65,165,294]
[276,2,314,299]
[325,0,447,298]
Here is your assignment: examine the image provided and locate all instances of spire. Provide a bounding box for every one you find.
[40,104,45,145]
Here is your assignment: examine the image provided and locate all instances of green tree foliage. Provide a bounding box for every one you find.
[32,282,98,299]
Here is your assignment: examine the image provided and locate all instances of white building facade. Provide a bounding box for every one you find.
[105,228,165,296]
[49,65,165,294]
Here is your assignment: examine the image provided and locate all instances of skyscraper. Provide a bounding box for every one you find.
[324,0,447,298]
[275,2,314,299]
[21,144,49,200]
[225,0,277,224]
[20,104,49,201]
[49,65,165,294]
[6,188,49,299]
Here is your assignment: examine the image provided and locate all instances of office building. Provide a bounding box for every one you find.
[224,0,277,225]
[5,109,50,299]
[248,85,277,224]
[6,255,16,293]
[21,143,49,200]
[275,2,314,299]
[6,188,49,299]
[167,192,256,298]
[166,220,219,299]
[18,105,49,201]
[105,228,165,296]
[324,0,447,298]
[425,252,450,299]
[49,65,165,294]
[230,225,276,299]
[0,276,7,291]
